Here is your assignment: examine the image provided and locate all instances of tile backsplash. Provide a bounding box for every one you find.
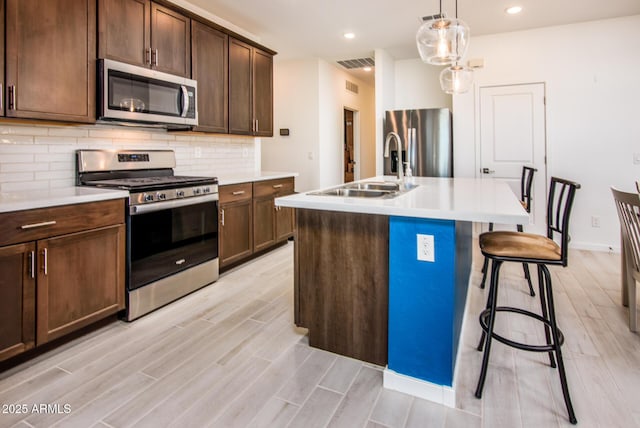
[0,123,258,192]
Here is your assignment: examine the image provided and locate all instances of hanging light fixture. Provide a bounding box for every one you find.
[440,64,474,94]
[416,0,470,65]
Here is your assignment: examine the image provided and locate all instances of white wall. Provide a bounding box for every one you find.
[0,123,257,192]
[394,59,452,111]
[453,15,640,251]
[374,49,396,176]
[263,58,375,191]
[263,58,320,192]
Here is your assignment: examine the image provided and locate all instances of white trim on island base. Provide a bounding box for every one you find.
[383,368,456,408]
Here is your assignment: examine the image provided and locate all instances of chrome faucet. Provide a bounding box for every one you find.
[384,131,404,184]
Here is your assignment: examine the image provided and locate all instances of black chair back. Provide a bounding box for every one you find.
[547,177,581,266]
[611,187,640,274]
[520,166,537,213]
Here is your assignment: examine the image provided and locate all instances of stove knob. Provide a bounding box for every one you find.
[176,190,185,198]
[156,192,167,201]
[203,187,210,194]
[194,188,201,195]
[144,194,154,202]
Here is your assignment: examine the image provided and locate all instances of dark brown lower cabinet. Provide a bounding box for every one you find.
[37,224,125,345]
[295,209,389,366]
[219,182,253,268]
[0,242,36,362]
[253,178,295,253]
[0,199,126,363]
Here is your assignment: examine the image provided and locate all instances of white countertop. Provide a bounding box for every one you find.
[275,176,529,224]
[0,187,129,213]
[217,171,298,186]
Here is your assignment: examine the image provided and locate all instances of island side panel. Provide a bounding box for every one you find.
[295,208,389,366]
[388,217,471,387]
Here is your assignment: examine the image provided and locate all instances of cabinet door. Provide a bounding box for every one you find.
[0,242,35,362]
[253,49,273,137]
[98,0,150,67]
[0,0,4,117]
[192,20,228,133]
[253,197,276,252]
[151,2,190,77]
[220,200,253,267]
[229,38,253,135]
[37,225,125,345]
[276,206,295,242]
[5,0,96,123]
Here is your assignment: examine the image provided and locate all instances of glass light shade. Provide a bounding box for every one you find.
[440,64,474,94]
[416,17,470,65]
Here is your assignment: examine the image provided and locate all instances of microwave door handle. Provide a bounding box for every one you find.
[180,85,189,118]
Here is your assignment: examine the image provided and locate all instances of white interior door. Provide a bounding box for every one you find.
[479,83,547,234]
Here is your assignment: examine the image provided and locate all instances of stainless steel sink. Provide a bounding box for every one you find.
[309,181,418,198]
[310,188,393,198]
[345,182,400,191]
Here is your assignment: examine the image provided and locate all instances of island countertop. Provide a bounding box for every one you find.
[275,176,528,224]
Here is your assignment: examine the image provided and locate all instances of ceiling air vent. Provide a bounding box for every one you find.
[345,80,359,94]
[337,57,375,70]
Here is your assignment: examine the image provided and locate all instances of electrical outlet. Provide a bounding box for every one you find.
[194,146,202,159]
[417,234,435,262]
[591,216,600,228]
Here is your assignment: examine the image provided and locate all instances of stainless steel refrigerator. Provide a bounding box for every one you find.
[383,108,453,177]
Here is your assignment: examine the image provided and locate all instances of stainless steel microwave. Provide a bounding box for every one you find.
[98,59,197,127]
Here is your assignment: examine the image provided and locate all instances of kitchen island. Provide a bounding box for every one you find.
[275,176,528,406]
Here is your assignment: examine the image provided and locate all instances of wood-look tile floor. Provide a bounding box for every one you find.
[0,241,638,428]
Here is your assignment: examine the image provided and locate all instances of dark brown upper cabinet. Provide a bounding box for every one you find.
[191,20,228,133]
[98,0,191,78]
[229,38,273,137]
[4,0,96,123]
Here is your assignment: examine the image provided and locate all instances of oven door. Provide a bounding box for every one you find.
[128,196,218,290]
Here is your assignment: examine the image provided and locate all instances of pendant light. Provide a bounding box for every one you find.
[439,0,473,94]
[440,64,474,94]
[416,0,470,65]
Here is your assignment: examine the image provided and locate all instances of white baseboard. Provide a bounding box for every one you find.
[569,241,617,253]
[383,368,456,408]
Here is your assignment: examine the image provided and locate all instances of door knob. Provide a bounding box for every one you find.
[481,168,495,174]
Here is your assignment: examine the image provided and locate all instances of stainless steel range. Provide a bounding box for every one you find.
[76,149,219,321]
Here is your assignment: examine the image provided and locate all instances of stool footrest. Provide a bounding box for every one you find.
[479,306,565,352]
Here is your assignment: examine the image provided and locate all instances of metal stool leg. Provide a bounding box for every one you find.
[516,224,535,296]
[537,264,556,368]
[475,260,502,398]
[541,265,577,424]
[480,257,489,289]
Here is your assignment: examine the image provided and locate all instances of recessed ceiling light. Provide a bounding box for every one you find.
[343,32,355,39]
[505,6,523,15]
[363,66,372,72]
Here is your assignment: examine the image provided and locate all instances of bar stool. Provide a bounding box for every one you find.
[475,176,580,425]
[480,166,537,296]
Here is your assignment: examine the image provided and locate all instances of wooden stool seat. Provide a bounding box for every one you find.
[480,231,561,262]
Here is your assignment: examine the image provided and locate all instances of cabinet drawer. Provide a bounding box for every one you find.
[253,178,294,198]
[0,199,125,247]
[219,182,253,204]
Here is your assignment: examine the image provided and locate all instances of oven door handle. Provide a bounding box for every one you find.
[130,194,218,215]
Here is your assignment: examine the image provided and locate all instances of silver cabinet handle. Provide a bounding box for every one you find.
[175,259,186,265]
[232,190,245,196]
[29,250,35,279]
[8,85,15,110]
[0,83,3,111]
[42,248,48,276]
[256,119,259,133]
[221,208,225,226]
[20,220,57,230]
[153,48,159,66]
[272,184,283,189]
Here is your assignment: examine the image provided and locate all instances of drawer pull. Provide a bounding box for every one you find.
[232,190,246,196]
[175,259,186,265]
[20,220,57,230]
[29,250,35,279]
[272,184,284,189]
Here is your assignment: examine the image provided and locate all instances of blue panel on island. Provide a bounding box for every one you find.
[388,216,472,387]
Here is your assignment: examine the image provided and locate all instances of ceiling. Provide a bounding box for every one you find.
[184,0,640,84]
